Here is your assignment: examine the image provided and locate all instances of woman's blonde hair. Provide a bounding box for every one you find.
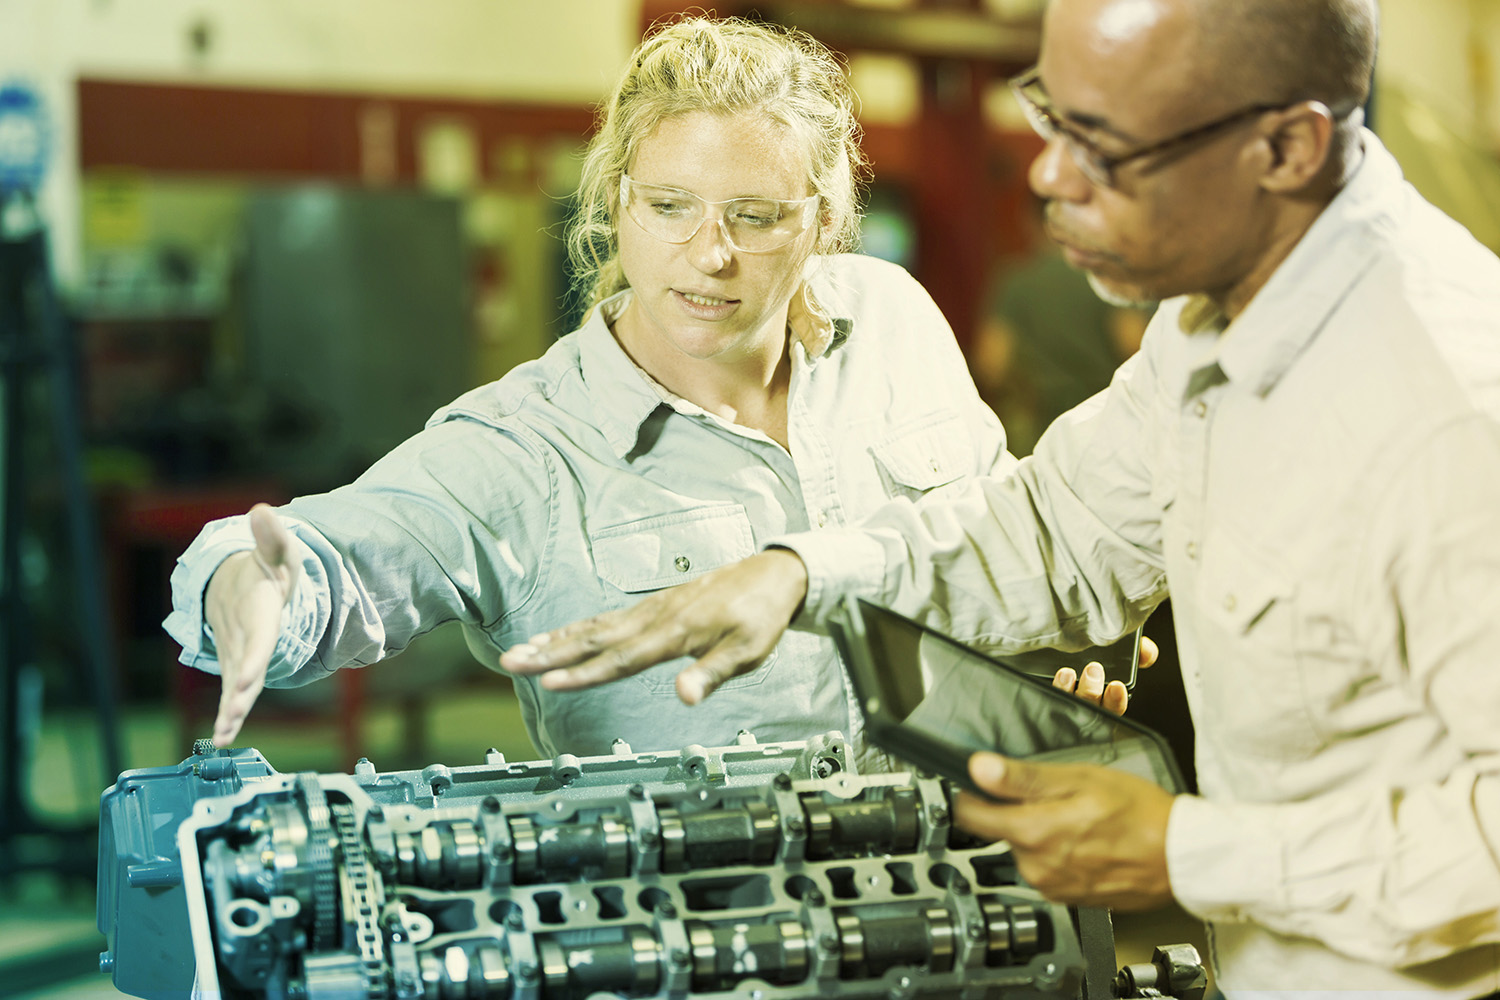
[566,15,868,315]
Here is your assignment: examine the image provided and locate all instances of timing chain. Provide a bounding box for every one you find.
[333,802,389,1000]
[296,774,339,951]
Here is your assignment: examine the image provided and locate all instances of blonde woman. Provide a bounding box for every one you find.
[168,16,1026,771]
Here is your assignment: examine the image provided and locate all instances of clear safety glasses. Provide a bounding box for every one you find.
[620,173,820,253]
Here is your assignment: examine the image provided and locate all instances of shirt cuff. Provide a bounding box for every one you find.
[765,526,890,627]
[1166,792,1283,925]
[163,515,320,682]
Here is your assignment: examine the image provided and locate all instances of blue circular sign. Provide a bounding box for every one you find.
[0,82,52,194]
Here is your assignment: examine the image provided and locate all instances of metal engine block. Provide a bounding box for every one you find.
[97,733,1205,1000]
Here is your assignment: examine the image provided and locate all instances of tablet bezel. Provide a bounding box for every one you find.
[828,596,1186,796]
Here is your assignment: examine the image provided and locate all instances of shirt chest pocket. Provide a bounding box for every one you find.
[591,504,756,593]
[1196,534,1323,762]
[589,504,776,695]
[869,414,972,503]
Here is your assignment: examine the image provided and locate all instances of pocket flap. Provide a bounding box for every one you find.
[870,415,970,491]
[592,505,755,593]
[1202,536,1290,634]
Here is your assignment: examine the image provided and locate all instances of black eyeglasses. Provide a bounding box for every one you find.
[1009,66,1290,188]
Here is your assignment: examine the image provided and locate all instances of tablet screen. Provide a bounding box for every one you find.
[832,598,1185,794]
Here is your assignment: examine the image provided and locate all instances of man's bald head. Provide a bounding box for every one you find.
[1187,0,1378,116]
[1041,0,1378,130]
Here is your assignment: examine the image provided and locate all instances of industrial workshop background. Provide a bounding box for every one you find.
[1,0,1497,997]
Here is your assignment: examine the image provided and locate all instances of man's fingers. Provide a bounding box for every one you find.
[1101,679,1129,715]
[503,550,804,697]
[505,605,663,676]
[958,754,1077,848]
[1055,662,1131,714]
[536,605,635,647]
[959,759,1175,910]
[968,751,1060,803]
[1139,635,1158,669]
[969,752,1015,798]
[677,645,765,704]
[534,603,703,690]
[952,787,1025,844]
[1075,661,1106,702]
[535,641,663,691]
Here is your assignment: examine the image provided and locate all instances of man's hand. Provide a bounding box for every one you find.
[204,504,300,747]
[1051,635,1158,714]
[1052,662,1128,713]
[953,752,1176,911]
[500,549,808,704]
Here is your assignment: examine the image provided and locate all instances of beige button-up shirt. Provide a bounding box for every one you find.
[783,132,1500,997]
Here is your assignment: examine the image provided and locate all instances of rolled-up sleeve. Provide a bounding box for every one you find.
[164,514,324,684]
[163,417,555,688]
[781,340,1169,651]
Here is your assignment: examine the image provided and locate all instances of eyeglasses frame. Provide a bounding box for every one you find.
[618,173,821,254]
[1008,66,1295,188]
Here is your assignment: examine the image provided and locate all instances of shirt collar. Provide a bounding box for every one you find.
[1209,128,1397,396]
[788,259,850,359]
[575,294,671,459]
[576,262,854,459]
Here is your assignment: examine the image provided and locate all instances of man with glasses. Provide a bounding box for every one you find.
[505,0,1500,994]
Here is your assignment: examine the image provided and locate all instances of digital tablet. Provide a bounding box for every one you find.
[828,597,1185,796]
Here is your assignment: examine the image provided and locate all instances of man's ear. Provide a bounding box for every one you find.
[1259,101,1336,194]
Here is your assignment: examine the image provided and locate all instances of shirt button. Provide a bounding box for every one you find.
[816,510,827,527]
[1185,541,1197,560]
[1223,593,1237,612]
[674,556,691,572]
[929,458,940,472]
[1193,400,1208,418]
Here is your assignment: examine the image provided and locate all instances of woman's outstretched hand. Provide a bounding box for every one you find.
[203,504,299,746]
